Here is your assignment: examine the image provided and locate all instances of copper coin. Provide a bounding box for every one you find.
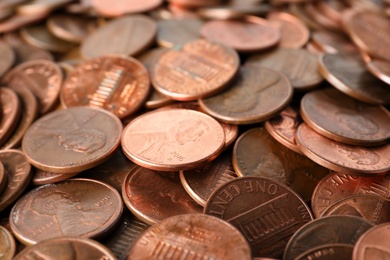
[0,0,28,10]
[11,44,54,65]
[366,57,390,85]
[157,18,202,48]
[121,108,225,171]
[344,11,390,61]
[3,59,63,115]
[200,16,280,52]
[151,39,239,101]
[303,3,340,31]
[0,88,21,147]
[296,244,354,260]
[80,15,157,59]
[61,56,150,119]
[296,123,390,174]
[246,48,323,90]
[168,0,222,8]
[311,30,359,54]
[232,127,330,202]
[128,214,251,260]
[0,12,47,33]
[300,88,390,146]
[91,0,162,17]
[0,41,14,77]
[311,172,390,218]
[0,225,15,260]
[199,66,293,124]
[288,3,323,31]
[32,169,80,186]
[122,166,203,225]
[284,215,374,260]
[267,12,309,48]
[180,150,238,206]
[22,107,123,173]
[16,0,74,15]
[305,41,325,56]
[197,4,270,20]
[10,178,123,245]
[204,176,312,258]
[265,106,303,154]
[353,223,390,260]
[319,53,390,105]
[0,161,6,195]
[13,237,116,259]
[321,194,390,224]
[0,150,32,212]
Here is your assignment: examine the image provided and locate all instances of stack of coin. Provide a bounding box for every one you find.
[0,0,388,259]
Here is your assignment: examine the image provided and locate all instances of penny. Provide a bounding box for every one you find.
[0,41,14,77]
[197,4,269,20]
[267,12,309,48]
[0,88,21,147]
[0,162,7,195]
[295,244,354,260]
[0,150,32,213]
[0,0,28,10]
[61,56,150,119]
[122,108,225,171]
[232,127,330,202]
[91,0,162,17]
[284,215,374,260]
[288,3,323,30]
[157,18,202,48]
[366,57,390,85]
[319,53,390,105]
[353,223,390,260]
[180,150,237,206]
[303,3,340,31]
[32,169,80,186]
[13,237,116,259]
[300,88,390,146]
[11,44,54,65]
[22,107,123,173]
[246,48,323,90]
[81,15,157,59]
[311,30,359,54]
[296,123,390,174]
[313,0,346,25]
[0,225,15,260]
[10,178,123,245]
[204,176,312,258]
[199,66,292,124]
[151,39,239,101]
[311,172,390,218]
[3,59,63,115]
[128,214,251,260]
[0,11,47,33]
[265,106,303,154]
[122,166,203,225]
[167,0,222,8]
[17,0,73,14]
[200,16,280,52]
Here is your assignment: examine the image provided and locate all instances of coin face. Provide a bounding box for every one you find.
[157,18,202,48]
[10,178,123,245]
[296,244,354,260]
[311,30,358,54]
[0,225,15,260]
[353,223,390,260]
[22,107,123,173]
[121,108,225,171]
[128,214,251,260]
[0,88,21,146]
[91,0,163,17]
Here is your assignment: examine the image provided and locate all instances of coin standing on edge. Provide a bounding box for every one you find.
[91,0,163,17]
[157,18,202,48]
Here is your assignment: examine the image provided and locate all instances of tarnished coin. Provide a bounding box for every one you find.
[121,108,225,171]
[61,56,150,119]
[11,43,54,65]
[22,107,123,173]
[91,0,162,17]
[0,41,14,77]
[0,162,6,195]
[353,223,390,260]
[10,178,123,245]
[122,166,202,225]
[296,123,390,174]
[0,12,47,33]
[366,57,390,86]
[0,225,15,260]
[246,48,323,90]
[13,237,116,260]
[0,88,21,147]
[303,2,340,31]
[157,18,202,48]
[319,53,390,105]
[296,244,354,260]
[199,66,292,124]
[204,176,313,258]
[300,88,390,146]
[151,39,239,101]
[311,30,359,54]
[284,215,374,260]
[200,16,280,52]
[128,214,251,260]
[32,169,80,186]
[81,15,157,59]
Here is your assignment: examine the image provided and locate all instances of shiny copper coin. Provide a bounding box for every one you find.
[366,57,390,85]
[61,56,150,119]
[157,18,202,48]
[3,59,63,115]
[296,123,390,174]
[16,0,73,15]
[180,150,237,206]
[246,48,323,90]
[296,244,354,260]
[91,0,162,17]
[0,88,21,147]
[232,127,330,202]
[204,176,313,258]
[197,4,270,20]
[128,214,251,260]
[0,225,15,260]
[122,166,203,225]
[0,162,6,195]
[0,41,14,77]
[32,169,80,185]
[22,107,122,173]
[311,172,390,218]
[0,12,47,33]
[311,30,359,54]
[199,66,293,124]
[151,39,239,101]
[319,53,390,105]
[81,15,157,59]
[0,150,32,212]
[353,223,390,260]
[168,0,222,8]
[265,106,303,154]
[10,178,123,245]
[284,215,374,260]
[300,88,390,146]
[200,16,280,52]
[267,12,309,48]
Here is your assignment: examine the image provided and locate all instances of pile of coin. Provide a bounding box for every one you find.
[0,0,389,259]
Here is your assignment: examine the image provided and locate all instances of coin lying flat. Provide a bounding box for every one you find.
[91,0,163,17]
[296,244,354,260]
[311,30,359,54]
[157,18,202,48]
[0,225,15,260]
[366,57,390,85]
[353,223,390,260]
[32,169,80,186]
